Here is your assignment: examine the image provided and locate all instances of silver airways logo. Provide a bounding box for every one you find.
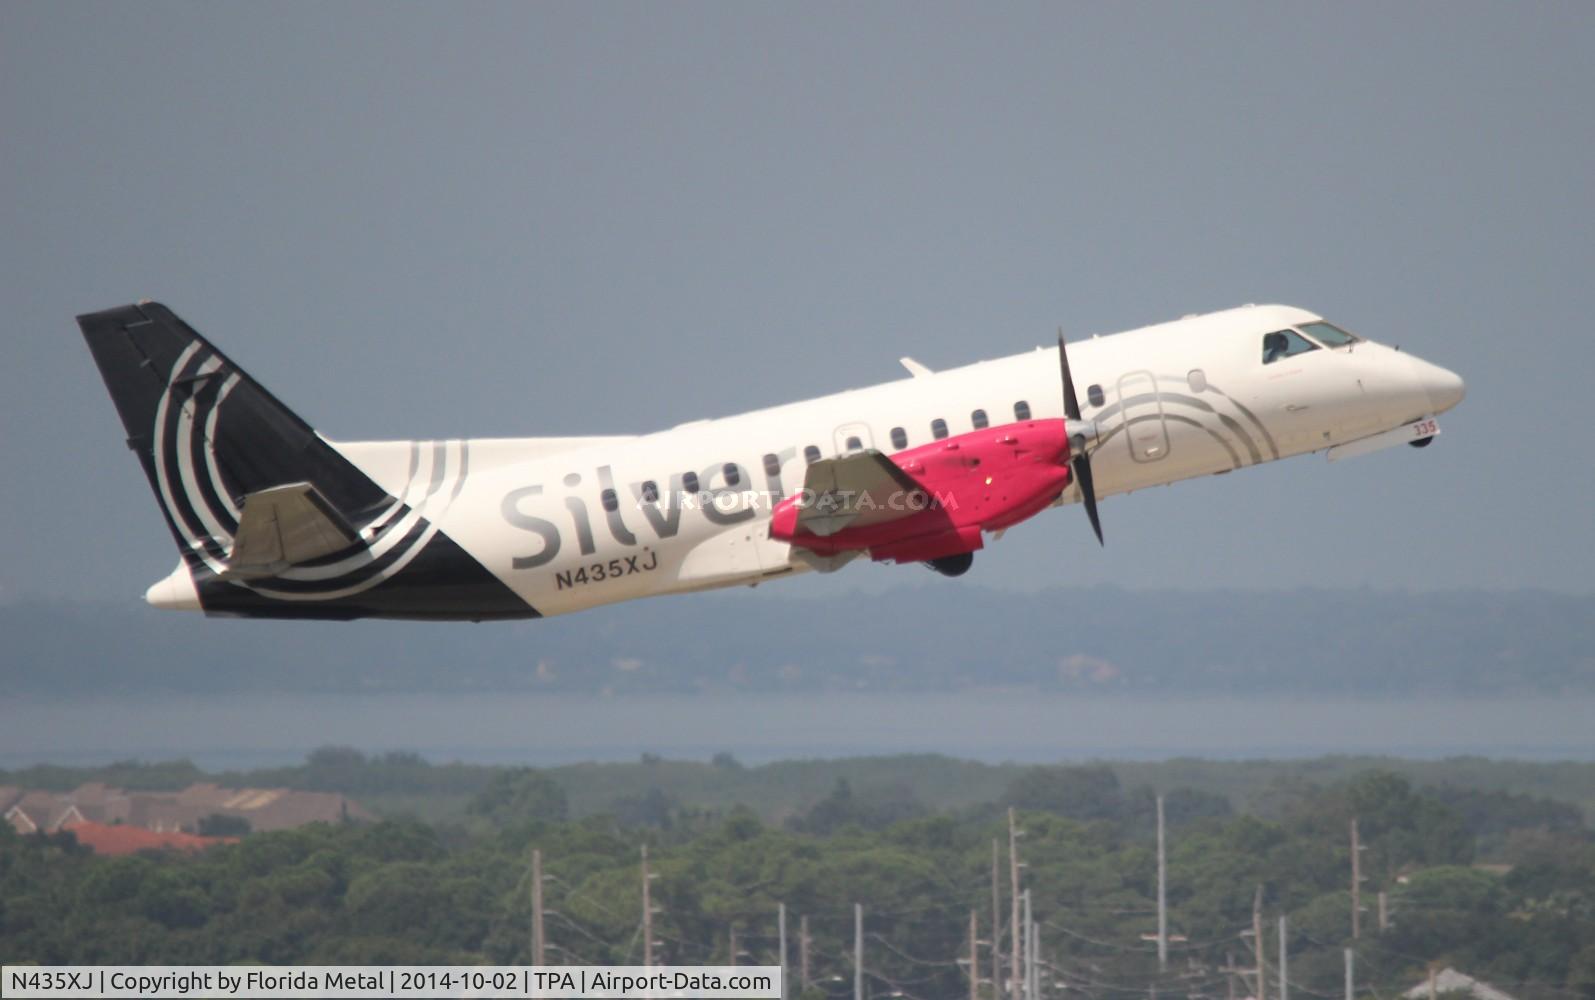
[502,464,768,570]
[501,462,955,571]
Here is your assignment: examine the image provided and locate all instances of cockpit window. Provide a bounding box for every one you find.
[1262,329,1320,365]
[1298,321,1359,347]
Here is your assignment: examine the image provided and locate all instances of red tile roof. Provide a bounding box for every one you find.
[62,820,236,856]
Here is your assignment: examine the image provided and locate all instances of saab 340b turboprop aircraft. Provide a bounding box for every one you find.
[78,301,1463,621]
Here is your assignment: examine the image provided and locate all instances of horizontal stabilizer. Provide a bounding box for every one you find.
[223,483,357,580]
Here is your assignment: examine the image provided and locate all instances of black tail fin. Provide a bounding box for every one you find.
[77,301,389,560]
[77,302,535,620]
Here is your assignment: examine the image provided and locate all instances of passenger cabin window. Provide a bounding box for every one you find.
[971,408,989,429]
[1087,384,1104,408]
[601,488,619,513]
[845,436,863,452]
[723,463,741,486]
[890,426,908,450]
[1013,400,1031,421]
[683,471,700,495]
[762,453,781,478]
[1298,321,1359,347]
[1187,369,1208,393]
[1262,329,1320,364]
[641,480,659,503]
[931,418,949,440]
[804,445,821,464]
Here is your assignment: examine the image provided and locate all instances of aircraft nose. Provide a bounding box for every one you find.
[1427,364,1466,414]
[1409,355,1466,415]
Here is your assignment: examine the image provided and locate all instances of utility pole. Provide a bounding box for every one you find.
[969,909,980,1000]
[531,847,545,966]
[1156,795,1168,972]
[1428,964,1437,1000]
[992,838,1002,998]
[855,902,864,1000]
[800,915,810,993]
[641,845,654,968]
[1350,818,1363,940]
[1032,908,1042,1000]
[1023,888,1034,1000]
[1378,891,1388,933]
[1344,949,1354,1000]
[729,923,738,968]
[1278,915,1288,1000]
[1031,911,1041,1000]
[1225,951,1237,1000]
[779,903,788,1000]
[1010,808,1022,1000]
[1252,886,1267,1000]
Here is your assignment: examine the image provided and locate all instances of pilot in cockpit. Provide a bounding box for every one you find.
[1262,330,1289,364]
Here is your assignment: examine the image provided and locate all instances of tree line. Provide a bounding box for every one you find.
[3,760,1593,1000]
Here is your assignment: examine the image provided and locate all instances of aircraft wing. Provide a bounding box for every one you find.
[795,450,926,537]
[223,482,359,579]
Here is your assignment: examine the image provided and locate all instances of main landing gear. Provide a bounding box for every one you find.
[926,552,974,577]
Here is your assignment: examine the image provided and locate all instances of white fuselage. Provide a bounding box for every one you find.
[319,304,1462,617]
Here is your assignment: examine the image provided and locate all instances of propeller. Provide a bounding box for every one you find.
[1058,329,1103,546]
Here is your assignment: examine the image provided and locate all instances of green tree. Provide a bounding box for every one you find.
[467,768,569,826]
[198,814,251,837]
[1004,765,1124,821]
[786,778,926,835]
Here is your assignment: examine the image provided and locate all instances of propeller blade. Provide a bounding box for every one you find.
[1058,328,1082,422]
[1073,455,1104,546]
[1058,328,1103,545]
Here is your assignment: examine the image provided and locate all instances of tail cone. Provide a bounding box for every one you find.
[145,563,201,611]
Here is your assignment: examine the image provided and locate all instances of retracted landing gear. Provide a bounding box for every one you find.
[926,552,974,577]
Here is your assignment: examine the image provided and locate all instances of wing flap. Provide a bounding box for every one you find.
[223,482,358,579]
[796,450,925,537]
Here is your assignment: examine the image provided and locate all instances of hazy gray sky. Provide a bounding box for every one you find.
[3,3,1591,602]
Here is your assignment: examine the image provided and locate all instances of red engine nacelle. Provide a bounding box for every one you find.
[769,419,1074,564]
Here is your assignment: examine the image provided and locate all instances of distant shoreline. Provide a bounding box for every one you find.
[3,690,1591,771]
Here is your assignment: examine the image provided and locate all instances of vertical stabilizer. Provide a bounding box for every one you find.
[77,302,536,620]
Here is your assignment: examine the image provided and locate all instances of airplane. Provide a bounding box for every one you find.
[78,301,1464,621]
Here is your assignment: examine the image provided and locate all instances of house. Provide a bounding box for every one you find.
[4,782,373,836]
[1402,968,1517,1000]
[5,789,86,834]
[160,783,373,831]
